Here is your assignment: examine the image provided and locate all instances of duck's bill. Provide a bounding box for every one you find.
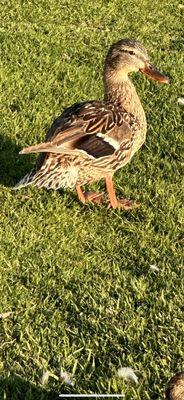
[140,63,170,83]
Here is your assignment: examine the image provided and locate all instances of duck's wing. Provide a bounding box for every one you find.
[20,101,136,159]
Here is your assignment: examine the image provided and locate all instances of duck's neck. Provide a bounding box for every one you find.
[104,74,146,127]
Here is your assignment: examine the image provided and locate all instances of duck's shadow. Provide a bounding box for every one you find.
[0,113,69,188]
[0,132,77,206]
[0,133,33,188]
[0,374,58,400]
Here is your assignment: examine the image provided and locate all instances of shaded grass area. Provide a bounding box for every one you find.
[0,0,183,399]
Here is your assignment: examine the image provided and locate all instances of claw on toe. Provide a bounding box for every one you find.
[115,198,141,210]
[108,199,141,210]
[107,196,141,210]
[83,191,104,204]
[76,185,104,205]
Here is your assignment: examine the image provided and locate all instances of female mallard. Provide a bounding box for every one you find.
[15,39,169,209]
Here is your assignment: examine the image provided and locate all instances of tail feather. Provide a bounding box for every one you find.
[20,142,52,154]
[13,154,78,190]
[19,143,81,156]
[13,169,36,189]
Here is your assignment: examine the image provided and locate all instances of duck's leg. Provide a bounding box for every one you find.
[105,176,140,210]
[76,184,104,205]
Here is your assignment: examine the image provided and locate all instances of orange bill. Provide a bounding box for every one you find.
[140,63,170,83]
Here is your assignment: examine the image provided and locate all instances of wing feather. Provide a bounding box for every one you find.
[20,101,135,159]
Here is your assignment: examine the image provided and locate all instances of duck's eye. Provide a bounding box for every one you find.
[120,49,136,56]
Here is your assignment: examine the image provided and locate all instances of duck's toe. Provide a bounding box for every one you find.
[108,198,141,210]
[83,191,105,204]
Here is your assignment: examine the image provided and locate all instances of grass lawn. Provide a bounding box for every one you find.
[0,0,183,399]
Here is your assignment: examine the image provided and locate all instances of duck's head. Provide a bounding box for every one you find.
[105,39,169,84]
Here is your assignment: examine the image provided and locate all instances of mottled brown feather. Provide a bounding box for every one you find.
[15,38,168,194]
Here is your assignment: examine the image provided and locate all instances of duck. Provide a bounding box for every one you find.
[14,39,169,209]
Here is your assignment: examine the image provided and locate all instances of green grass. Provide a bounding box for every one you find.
[0,0,183,399]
